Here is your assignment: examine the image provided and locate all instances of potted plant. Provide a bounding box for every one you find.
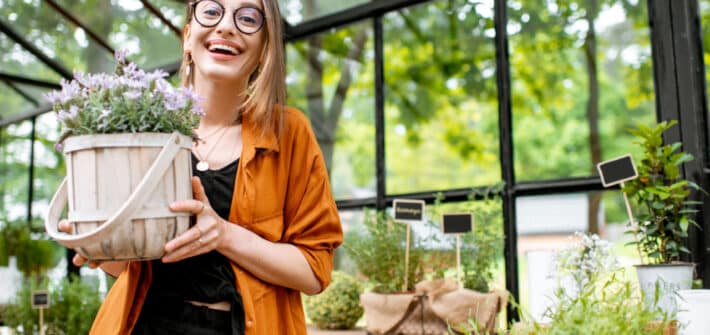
[303,271,364,332]
[509,233,677,335]
[347,206,505,335]
[621,120,705,315]
[43,50,203,261]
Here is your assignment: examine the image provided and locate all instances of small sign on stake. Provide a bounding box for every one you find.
[597,154,639,234]
[442,213,473,288]
[392,199,426,292]
[596,154,638,187]
[393,199,425,222]
[32,290,49,309]
[441,213,473,234]
[32,290,49,335]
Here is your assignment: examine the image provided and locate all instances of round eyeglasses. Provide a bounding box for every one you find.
[191,0,266,35]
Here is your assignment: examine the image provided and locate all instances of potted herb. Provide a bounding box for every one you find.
[347,206,505,335]
[622,120,705,315]
[510,233,677,335]
[43,50,203,261]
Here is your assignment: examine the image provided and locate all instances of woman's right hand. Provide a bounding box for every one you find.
[57,220,102,269]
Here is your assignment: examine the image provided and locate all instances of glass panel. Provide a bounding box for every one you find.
[54,0,183,70]
[147,0,188,29]
[509,0,656,181]
[12,83,50,106]
[0,121,32,223]
[384,0,500,195]
[516,190,641,321]
[0,82,34,120]
[279,0,371,25]
[286,21,375,200]
[335,208,365,274]
[0,33,63,82]
[0,0,112,74]
[31,113,64,228]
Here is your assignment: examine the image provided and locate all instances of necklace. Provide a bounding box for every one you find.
[193,125,232,171]
[195,124,229,143]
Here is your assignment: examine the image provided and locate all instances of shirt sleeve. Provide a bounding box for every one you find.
[282,119,343,292]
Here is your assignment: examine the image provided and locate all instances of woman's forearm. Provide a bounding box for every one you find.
[216,222,322,295]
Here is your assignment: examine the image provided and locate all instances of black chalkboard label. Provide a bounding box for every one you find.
[32,291,49,308]
[442,213,473,234]
[393,199,425,222]
[597,154,638,187]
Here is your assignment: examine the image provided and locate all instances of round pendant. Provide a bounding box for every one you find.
[196,161,209,171]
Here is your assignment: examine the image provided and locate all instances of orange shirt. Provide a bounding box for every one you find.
[90,106,343,335]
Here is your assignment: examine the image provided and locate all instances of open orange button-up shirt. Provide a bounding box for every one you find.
[89,106,343,335]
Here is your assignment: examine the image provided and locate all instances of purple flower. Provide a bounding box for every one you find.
[54,142,63,152]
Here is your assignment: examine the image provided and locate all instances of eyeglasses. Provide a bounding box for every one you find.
[191,0,266,35]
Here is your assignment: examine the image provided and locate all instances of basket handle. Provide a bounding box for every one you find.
[44,132,188,249]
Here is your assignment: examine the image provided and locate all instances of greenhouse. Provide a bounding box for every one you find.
[1,0,709,334]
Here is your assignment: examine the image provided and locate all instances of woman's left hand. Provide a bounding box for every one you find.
[162,176,227,263]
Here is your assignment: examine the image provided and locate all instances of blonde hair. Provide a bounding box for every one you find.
[180,0,286,137]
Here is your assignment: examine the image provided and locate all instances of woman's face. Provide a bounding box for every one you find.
[183,0,266,86]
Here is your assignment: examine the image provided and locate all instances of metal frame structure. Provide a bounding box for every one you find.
[1,0,709,324]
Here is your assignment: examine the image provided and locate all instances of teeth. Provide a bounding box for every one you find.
[208,44,239,55]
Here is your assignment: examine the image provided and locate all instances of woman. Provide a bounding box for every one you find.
[59,0,343,334]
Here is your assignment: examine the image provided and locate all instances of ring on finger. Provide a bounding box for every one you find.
[196,225,204,238]
[197,237,203,246]
[197,202,205,214]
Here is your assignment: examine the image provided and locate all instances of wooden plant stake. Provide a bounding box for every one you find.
[442,213,473,288]
[393,199,426,292]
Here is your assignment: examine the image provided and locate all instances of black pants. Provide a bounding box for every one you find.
[132,302,231,335]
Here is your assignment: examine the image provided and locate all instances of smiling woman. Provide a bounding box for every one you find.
[73,0,343,335]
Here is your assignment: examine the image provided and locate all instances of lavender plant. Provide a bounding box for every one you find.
[45,50,203,148]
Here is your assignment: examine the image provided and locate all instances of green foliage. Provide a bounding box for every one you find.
[511,272,672,335]
[344,210,424,293]
[622,120,705,264]
[0,220,63,280]
[303,271,364,330]
[4,276,102,335]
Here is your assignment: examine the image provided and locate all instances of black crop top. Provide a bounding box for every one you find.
[138,155,244,335]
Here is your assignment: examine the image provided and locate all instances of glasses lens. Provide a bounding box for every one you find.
[235,7,264,34]
[195,0,223,26]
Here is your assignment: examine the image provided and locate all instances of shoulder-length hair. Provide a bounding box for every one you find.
[180,0,286,137]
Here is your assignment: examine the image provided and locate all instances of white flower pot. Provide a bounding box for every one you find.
[676,289,710,335]
[635,263,694,317]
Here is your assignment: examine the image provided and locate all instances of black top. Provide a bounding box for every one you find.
[137,155,243,335]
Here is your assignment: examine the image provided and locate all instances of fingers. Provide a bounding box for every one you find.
[162,230,215,263]
[170,199,207,215]
[192,176,208,202]
[169,177,209,215]
[58,219,72,233]
[163,218,220,263]
[72,253,88,267]
[163,224,204,255]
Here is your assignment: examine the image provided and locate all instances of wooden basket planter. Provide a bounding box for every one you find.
[45,132,193,261]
